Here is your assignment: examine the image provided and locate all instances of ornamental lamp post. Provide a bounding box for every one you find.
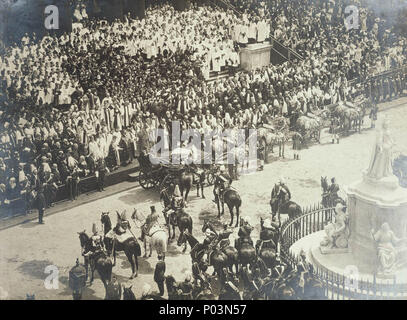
[68,258,87,300]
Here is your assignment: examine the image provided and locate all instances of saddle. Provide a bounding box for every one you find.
[106,229,133,244]
[256,238,276,254]
[148,223,166,237]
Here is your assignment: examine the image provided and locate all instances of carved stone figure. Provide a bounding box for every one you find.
[371,222,406,274]
[366,117,394,180]
[320,203,350,250]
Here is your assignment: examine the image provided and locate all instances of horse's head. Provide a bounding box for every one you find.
[321,176,328,191]
[77,230,89,248]
[201,219,209,233]
[122,285,135,300]
[177,231,188,247]
[101,212,110,225]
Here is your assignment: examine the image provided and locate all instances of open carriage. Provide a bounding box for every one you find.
[137,153,187,191]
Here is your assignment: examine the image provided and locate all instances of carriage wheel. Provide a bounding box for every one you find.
[138,170,156,190]
[207,171,216,186]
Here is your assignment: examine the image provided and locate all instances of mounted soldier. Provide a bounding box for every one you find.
[213,165,232,204]
[235,216,254,251]
[216,224,234,250]
[256,218,279,254]
[328,177,340,206]
[270,177,291,221]
[163,184,185,223]
[278,177,291,203]
[114,210,131,235]
[139,206,160,242]
[84,223,106,268]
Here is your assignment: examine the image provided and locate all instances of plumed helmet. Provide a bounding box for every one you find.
[92,223,98,235]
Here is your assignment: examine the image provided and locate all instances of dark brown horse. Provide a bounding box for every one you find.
[213,186,242,227]
[77,231,113,292]
[122,285,137,300]
[256,218,279,269]
[171,209,193,253]
[202,220,239,274]
[101,214,141,279]
[178,170,193,202]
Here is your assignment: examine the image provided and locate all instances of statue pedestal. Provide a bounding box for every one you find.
[239,42,272,71]
[345,171,407,271]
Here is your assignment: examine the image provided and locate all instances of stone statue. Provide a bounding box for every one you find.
[320,203,350,250]
[371,222,406,274]
[366,117,395,180]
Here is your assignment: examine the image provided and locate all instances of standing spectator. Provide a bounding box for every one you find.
[95,157,107,192]
[154,254,166,296]
[35,183,46,224]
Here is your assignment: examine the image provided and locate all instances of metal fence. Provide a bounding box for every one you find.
[280,203,407,299]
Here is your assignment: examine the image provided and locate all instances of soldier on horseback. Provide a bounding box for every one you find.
[256,218,278,254]
[216,224,233,250]
[327,177,340,206]
[115,210,131,235]
[235,216,254,250]
[84,223,106,264]
[139,206,160,242]
[278,177,291,203]
[213,165,232,204]
[163,184,185,223]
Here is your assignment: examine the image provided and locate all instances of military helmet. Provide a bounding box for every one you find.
[92,222,98,235]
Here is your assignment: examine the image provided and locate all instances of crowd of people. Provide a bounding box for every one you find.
[0,0,406,219]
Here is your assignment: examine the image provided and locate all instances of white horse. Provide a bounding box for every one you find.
[131,210,168,260]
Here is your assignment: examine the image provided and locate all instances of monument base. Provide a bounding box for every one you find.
[308,234,407,284]
[239,42,272,71]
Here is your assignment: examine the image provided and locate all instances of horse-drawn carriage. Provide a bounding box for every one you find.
[328,97,372,135]
[257,116,290,161]
[294,111,328,145]
[137,152,207,200]
[137,153,185,192]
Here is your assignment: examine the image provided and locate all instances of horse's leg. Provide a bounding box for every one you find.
[201,179,205,199]
[185,186,190,202]
[134,254,139,278]
[228,203,234,227]
[216,198,221,219]
[113,247,117,267]
[149,238,152,258]
[221,200,225,216]
[127,251,136,279]
[235,205,240,228]
[143,238,148,258]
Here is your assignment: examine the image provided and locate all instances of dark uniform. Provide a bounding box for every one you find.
[105,277,122,300]
[154,256,166,296]
[292,132,302,160]
[178,279,193,300]
[95,158,107,192]
[35,184,46,224]
[236,223,254,250]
